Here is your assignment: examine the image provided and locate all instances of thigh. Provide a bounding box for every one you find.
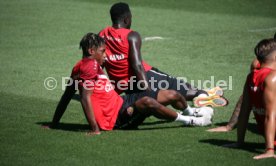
[115,105,147,130]
[156,90,176,105]
[147,68,193,97]
[115,91,158,129]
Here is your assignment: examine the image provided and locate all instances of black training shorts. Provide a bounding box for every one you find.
[114,90,158,130]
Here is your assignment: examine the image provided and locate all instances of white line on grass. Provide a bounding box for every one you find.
[248,27,276,32]
[143,36,165,41]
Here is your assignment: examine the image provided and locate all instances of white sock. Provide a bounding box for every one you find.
[182,105,195,116]
[175,113,192,125]
[198,94,208,97]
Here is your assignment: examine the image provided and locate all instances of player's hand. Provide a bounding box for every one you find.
[207,125,232,132]
[86,130,101,136]
[253,150,276,160]
[42,125,51,129]
[41,123,57,129]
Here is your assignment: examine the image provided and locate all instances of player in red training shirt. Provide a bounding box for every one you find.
[208,32,276,132]
[99,2,227,107]
[225,38,276,160]
[45,33,215,134]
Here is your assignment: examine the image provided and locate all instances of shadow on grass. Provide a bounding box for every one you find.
[138,120,183,130]
[37,122,89,132]
[72,94,80,101]
[199,139,264,154]
[37,121,183,132]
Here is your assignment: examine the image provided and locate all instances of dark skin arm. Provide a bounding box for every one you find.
[128,31,150,91]
[45,81,76,128]
[79,86,100,135]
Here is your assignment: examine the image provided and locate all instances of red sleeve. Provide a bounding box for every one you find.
[71,61,81,78]
[71,59,98,87]
[79,59,98,84]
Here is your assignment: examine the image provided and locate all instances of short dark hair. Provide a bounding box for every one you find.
[79,33,105,57]
[254,38,276,62]
[110,2,130,24]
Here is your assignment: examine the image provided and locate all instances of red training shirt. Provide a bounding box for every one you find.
[71,58,123,130]
[99,26,152,94]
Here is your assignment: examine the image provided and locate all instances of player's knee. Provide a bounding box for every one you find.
[166,90,181,101]
[141,97,158,108]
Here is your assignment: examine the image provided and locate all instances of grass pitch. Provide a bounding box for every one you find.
[1,0,276,165]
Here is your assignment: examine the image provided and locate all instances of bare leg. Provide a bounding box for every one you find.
[134,96,212,126]
[157,90,187,110]
[134,96,177,120]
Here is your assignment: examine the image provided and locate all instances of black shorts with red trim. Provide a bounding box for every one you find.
[114,90,158,130]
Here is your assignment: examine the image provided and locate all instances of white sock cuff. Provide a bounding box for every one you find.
[183,105,195,116]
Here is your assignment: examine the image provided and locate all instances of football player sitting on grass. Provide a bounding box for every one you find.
[44,33,215,134]
[99,2,228,107]
[224,37,276,160]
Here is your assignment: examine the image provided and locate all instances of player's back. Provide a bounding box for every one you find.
[99,26,152,94]
[99,27,133,83]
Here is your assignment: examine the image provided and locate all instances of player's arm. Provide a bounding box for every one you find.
[207,95,243,132]
[79,86,100,135]
[224,78,252,148]
[253,72,276,160]
[44,80,76,129]
[128,31,150,91]
[227,95,243,129]
[236,79,252,146]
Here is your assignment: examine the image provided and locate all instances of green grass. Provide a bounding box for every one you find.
[1,0,276,165]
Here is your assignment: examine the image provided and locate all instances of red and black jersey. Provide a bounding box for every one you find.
[99,26,152,94]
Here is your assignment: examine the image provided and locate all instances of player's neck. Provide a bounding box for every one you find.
[112,23,128,29]
[83,55,94,60]
[261,63,276,70]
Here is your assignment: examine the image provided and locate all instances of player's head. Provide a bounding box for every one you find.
[254,38,276,63]
[110,2,132,28]
[79,33,106,64]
